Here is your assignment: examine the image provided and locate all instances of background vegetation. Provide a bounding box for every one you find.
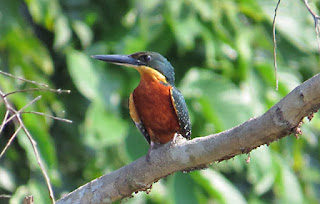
[1,0,320,203]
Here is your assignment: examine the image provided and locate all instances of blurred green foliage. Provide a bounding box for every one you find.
[1,0,320,203]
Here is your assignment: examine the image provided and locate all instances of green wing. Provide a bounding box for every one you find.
[170,86,191,139]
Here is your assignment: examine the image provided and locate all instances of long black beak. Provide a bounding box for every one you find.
[91,54,142,67]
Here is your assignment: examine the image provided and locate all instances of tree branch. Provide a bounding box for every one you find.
[57,73,320,204]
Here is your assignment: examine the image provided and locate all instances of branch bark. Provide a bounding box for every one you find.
[57,74,320,204]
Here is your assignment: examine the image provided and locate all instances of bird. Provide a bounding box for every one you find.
[92,51,191,161]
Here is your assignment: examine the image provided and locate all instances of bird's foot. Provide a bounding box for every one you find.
[146,141,155,164]
[170,133,179,146]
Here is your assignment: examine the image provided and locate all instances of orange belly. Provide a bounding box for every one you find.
[133,81,180,144]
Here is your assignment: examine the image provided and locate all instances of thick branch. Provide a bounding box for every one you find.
[57,74,320,204]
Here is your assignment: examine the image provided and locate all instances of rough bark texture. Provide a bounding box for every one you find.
[57,74,320,204]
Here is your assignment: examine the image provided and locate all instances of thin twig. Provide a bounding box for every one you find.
[0,96,43,161]
[0,70,49,87]
[1,96,42,129]
[0,110,10,135]
[4,88,71,97]
[16,114,55,204]
[0,125,22,159]
[21,111,73,123]
[303,0,320,55]
[0,89,14,110]
[273,0,281,91]
[0,93,55,203]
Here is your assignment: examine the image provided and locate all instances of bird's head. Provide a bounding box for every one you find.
[92,51,175,85]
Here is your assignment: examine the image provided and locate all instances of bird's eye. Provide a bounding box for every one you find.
[144,55,151,62]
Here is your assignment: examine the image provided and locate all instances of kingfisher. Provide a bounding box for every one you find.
[92,51,191,161]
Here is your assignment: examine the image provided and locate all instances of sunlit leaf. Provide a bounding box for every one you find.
[193,169,247,204]
[25,0,59,29]
[247,146,275,195]
[4,27,54,75]
[273,153,304,203]
[54,15,71,49]
[0,166,15,192]
[73,20,93,48]
[67,49,100,100]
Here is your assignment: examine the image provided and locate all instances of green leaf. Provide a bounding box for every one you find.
[17,113,60,183]
[193,169,246,204]
[258,0,318,52]
[236,29,253,81]
[166,0,201,51]
[125,126,149,161]
[0,166,15,192]
[4,26,54,75]
[10,181,52,204]
[67,49,122,112]
[247,146,275,195]
[72,20,93,48]
[173,172,198,204]
[190,0,213,21]
[9,185,30,204]
[201,28,217,68]
[25,0,60,29]
[118,35,148,54]
[83,101,128,149]
[67,49,100,100]
[273,153,304,203]
[54,15,71,49]
[180,69,253,131]
[278,69,302,93]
